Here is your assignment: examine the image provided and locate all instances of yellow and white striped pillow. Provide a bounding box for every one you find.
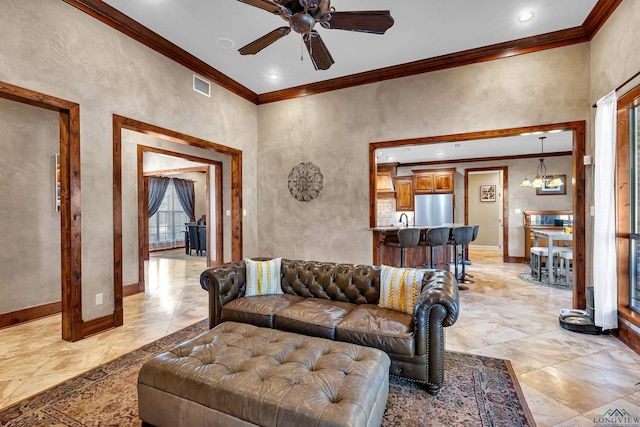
[379,265,425,314]
[244,258,283,297]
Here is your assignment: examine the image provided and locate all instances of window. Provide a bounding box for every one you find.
[629,104,640,312]
[149,182,190,251]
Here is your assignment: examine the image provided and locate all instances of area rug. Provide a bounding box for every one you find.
[518,272,572,290]
[0,321,536,427]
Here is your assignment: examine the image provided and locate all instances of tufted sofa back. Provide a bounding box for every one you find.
[280,259,381,305]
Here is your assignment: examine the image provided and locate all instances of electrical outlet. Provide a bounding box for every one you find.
[226,210,231,216]
[95,293,103,305]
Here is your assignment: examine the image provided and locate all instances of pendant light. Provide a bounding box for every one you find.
[519,136,563,188]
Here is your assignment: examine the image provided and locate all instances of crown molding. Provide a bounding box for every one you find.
[63,0,620,106]
[62,0,258,104]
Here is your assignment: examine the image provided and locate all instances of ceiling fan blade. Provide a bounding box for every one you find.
[303,30,335,71]
[321,11,394,34]
[238,27,291,55]
[236,0,283,14]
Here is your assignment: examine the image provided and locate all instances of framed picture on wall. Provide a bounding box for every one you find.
[480,185,496,202]
[536,175,566,195]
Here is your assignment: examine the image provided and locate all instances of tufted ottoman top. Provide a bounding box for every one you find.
[138,321,390,427]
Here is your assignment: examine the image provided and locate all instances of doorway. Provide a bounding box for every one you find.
[109,115,243,335]
[465,168,507,258]
[369,121,587,309]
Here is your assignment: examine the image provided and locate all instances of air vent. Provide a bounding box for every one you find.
[193,75,211,97]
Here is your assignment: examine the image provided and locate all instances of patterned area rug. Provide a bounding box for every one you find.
[0,321,536,427]
[518,272,572,290]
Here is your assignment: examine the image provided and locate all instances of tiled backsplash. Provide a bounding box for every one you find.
[376,199,414,227]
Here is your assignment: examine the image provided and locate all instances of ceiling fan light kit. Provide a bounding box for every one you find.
[237,0,394,70]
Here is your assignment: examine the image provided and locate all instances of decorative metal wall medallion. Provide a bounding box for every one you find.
[288,162,324,202]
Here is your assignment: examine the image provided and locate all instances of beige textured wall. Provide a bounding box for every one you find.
[0,0,258,320]
[588,0,640,287]
[468,173,500,247]
[257,45,589,264]
[0,99,61,313]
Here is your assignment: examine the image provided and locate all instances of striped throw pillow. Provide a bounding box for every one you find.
[244,258,283,296]
[379,265,425,314]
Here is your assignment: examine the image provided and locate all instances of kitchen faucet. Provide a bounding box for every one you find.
[399,213,409,227]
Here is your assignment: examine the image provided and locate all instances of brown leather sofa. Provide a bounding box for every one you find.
[200,258,459,395]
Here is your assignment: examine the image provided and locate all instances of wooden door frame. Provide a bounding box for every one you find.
[110,115,242,332]
[0,81,83,341]
[464,167,508,261]
[135,150,224,295]
[370,120,586,309]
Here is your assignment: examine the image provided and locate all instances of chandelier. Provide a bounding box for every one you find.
[519,136,563,188]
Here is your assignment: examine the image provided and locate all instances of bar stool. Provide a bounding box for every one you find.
[387,228,420,267]
[420,226,450,268]
[463,224,480,281]
[558,249,573,285]
[448,226,474,288]
[530,246,562,281]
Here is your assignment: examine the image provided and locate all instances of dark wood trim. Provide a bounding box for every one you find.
[112,115,242,334]
[143,166,208,176]
[505,256,525,264]
[0,302,62,329]
[369,121,587,310]
[583,0,623,39]
[214,163,224,266]
[61,0,257,104]
[613,316,640,356]
[464,167,509,263]
[258,27,589,104]
[400,151,573,168]
[571,122,587,310]
[123,283,140,297]
[61,0,619,105]
[82,313,116,337]
[0,81,83,342]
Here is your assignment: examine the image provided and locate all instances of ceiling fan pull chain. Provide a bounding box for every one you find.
[300,36,304,62]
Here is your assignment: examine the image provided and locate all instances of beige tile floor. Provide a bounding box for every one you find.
[1,249,640,426]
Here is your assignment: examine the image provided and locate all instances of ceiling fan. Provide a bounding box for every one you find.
[236,0,394,70]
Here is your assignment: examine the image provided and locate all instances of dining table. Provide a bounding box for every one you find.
[532,229,573,284]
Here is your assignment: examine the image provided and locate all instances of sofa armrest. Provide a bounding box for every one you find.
[415,270,459,327]
[199,261,246,328]
[412,270,459,375]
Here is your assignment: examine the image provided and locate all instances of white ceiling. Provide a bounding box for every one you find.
[375,130,573,164]
[102,0,598,94]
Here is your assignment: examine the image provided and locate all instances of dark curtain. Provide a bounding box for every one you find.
[173,178,195,222]
[148,176,170,218]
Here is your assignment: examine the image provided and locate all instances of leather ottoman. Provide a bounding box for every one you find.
[138,321,390,427]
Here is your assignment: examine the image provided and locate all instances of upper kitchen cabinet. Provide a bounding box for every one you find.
[376,163,397,199]
[413,168,455,194]
[393,176,414,211]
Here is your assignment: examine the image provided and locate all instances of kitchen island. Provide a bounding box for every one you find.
[371,226,456,270]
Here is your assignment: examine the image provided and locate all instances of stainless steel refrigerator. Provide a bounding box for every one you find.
[414,194,454,227]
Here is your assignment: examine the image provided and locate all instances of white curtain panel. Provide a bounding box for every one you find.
[593,90,618,330]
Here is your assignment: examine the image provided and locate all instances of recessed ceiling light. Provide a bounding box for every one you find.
[216,38,235,49]
[548,129,563,133]
[531,131,543,135]
[386,156,394,161]
[521,132,531,136]
[269,73,278,80]
[519,11,534,22]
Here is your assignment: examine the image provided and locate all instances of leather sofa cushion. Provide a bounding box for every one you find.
[221,294,304,328]
[274,299,355,339]
[335,305,415,357]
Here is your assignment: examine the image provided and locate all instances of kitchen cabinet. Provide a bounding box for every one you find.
[376,163,397,199]
[393,176,414,211]
[413,168,455,194]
